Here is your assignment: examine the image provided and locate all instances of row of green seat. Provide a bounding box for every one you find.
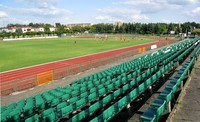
[140,58,196,122]
[25,64,160,122]
[25,67,151,121]
[90,61,174,122]
[191,43,200,59]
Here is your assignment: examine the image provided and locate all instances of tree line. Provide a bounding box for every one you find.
[0,22,200,39]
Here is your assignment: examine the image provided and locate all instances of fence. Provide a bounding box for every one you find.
[0,40,178,95]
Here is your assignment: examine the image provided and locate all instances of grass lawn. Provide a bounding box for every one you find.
[0,37,156,72]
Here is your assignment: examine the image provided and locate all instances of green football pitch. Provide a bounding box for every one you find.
[0,37,156,72]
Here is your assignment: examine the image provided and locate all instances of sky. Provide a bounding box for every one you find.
[0,0,200,27]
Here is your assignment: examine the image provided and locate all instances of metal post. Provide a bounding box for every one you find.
[181,80,183,89]
[126,103,131,109]
[168,101,171,112]
[148,86,152,94]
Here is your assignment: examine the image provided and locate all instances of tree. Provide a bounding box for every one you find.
[16,28,23,34]
[55,23,61,27]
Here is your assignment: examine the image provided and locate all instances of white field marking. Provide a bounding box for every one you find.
[11,90,27,95]
[3,36,58,41]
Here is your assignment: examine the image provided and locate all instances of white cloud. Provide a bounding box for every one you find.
[119,0,186,14]
[0,11,8,17]
[167,0,198,5]
[0,17,30,27]
[95,15,123,22]
[1,0,71,18]
[131,15,149,20]
[96,7,149,22]
[95,16,111,20]
[161,19,172,23]
[185,7,200,18]
[97,8,140,14]
[16,0,58,8]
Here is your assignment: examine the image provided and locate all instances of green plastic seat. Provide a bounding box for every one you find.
[94,80,101,86]
[80,92,88,98]
[128,89,138,102]
[35,94,45,111]
[60,105,73,117]
[61,94,70,102]
[69,97,79,104]
[76,98,86,109]
[42,92,54,104]
[102,95,112,106]
[56,102,67,111]
[122,84,129,93]
[25,114,39,122]
[114,80,121,87]
[88,92,97,102]
[98,88,106,96]
[23,97,34,116]
[52,91,64,98]
[0,106,7,114]
[113,89,121,99]
[41,108,54,122]
[151,99,165,108]
[90,117,99,122]
[51,98,60,107]
[159,89,173,103]
[121,76,127,83]
[103,105,115,121]
[90,88,97,94]
[118,96,127,110]
[71,114,78,122]
[80,87,87,93]
[46,112,56,122]
[87,84,94,89]
[140,107,156,122]
[8,109,21,121]
[136,75,142,83]
[146,78,152,86]
[71,90,79,97]
[77,111,86,121]
[105,81,111,86]
[138,83,145,94]
[141,72,147,80]
[97,84,104,90]
[89,102,100,115]
[42,108,54,117]
[107,84,114,91]
[130,80,136,87]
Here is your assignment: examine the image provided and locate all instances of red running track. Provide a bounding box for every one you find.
[0,40,168,83]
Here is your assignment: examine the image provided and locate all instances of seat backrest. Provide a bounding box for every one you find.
[129,89,137,101]
[56,102,67,111]
[103,95,112,105]
[42,108,54,117]
[25,114,39,122]
[77,111,86,121]
[89,102,100,115]
[61,94,70,101]
[61,105,73,117]
[76,98,86,108]
[88,92,97,102]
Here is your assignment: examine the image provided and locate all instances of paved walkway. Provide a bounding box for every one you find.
[172,57,200,122]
